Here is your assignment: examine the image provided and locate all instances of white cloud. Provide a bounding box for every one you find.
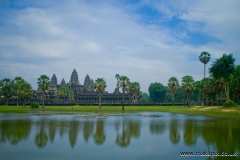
[0,0,239,93]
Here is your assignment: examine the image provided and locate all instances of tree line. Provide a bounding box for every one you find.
[144,53,240,107]
[0,52,239,107]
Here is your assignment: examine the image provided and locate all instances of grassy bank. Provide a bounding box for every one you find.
[0,105,240,118]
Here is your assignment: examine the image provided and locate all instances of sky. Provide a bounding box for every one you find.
[0,0,240,93]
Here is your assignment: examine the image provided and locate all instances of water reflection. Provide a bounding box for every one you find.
[169,119,180,145]
[35,119,48,148]
[69,121,80,148]
[94,119,106,146]
[149,120,165,136]
[115,119,141,148]
[0,119,31,145]
[183,119,198,146]
[0,113,240,158]
[83,121,94,143]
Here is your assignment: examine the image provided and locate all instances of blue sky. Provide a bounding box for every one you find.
[0,0,240,93]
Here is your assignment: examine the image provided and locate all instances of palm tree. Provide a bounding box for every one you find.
[115,74,120,104]
[56,85,74,107]
[14,77,23,106]
[129,82,140,103]
[168,77,179,105]
[199,51,211,105]
[37,75,50,108]
[182,76,195,107]
[199,51,211,79]
[119,76,130,110]
[94,78,107,109]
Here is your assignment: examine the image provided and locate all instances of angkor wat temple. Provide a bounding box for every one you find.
[33,69,140,104]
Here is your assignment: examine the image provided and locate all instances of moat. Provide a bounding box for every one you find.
[0,112,239,160]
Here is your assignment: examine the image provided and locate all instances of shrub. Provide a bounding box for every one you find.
[31,101,40,108]
[223,100,238,107]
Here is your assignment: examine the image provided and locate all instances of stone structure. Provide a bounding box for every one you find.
[35,69,140,104]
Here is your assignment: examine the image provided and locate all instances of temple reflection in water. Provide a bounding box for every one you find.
[0,113,240,159]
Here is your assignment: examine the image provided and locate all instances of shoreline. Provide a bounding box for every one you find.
[0,105,240,119]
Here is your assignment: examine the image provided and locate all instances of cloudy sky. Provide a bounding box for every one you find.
[0,0,240,93]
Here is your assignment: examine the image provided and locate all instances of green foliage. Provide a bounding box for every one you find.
[182,76,195,106]
[141,92,151,102]
[209,54,235,102]
[37,75,50,108]
[31,102,40,108]
[17,80,33,107]
[0,78,15,105]
[94,78,107,97]
[148,82,167,102]
[223,100,238,107]
[119,76,130,94]
[199,51,211,65]
[168,77,179,103]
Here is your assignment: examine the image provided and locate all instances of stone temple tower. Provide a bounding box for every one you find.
[50,74,57,88]
[84,74,91,91]
[60,78,66,86]
[70,68,80,85]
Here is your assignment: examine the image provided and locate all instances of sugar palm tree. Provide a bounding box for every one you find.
[168,77,179,105]
[37,75,50,108]
[199,51,211,104]
[94,78,107,109]
[14,77,23,106]
[115,74,120,104]
[182,76,195,107]
[119,76,130,110]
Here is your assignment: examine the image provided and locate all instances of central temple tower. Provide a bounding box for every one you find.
[69,68,80,85]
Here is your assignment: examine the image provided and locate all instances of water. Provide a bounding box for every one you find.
[0,112,239,160]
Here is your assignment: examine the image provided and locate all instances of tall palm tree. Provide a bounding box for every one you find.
[14,77,23,106]
[37,75,50,108]
[94,78,107,109]
[119,76,130,110]
[168,77,179,105]
[115,74,120,104]
[182,76,195,107]
[199,51,211,104]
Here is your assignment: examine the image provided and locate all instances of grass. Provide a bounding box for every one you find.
[0,105,240,118]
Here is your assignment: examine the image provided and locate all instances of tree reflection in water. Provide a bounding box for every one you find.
[183,119,198,146]
[68,120,80,148]
[48,120,57,143]
[149,120,165,136]
[115,119,141,148]
[0,114,240,156]
[83,121,94,143]
[0,119,31,145]
[35,119,48,149]
[169,119,180,145]
[94,119,106,146]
